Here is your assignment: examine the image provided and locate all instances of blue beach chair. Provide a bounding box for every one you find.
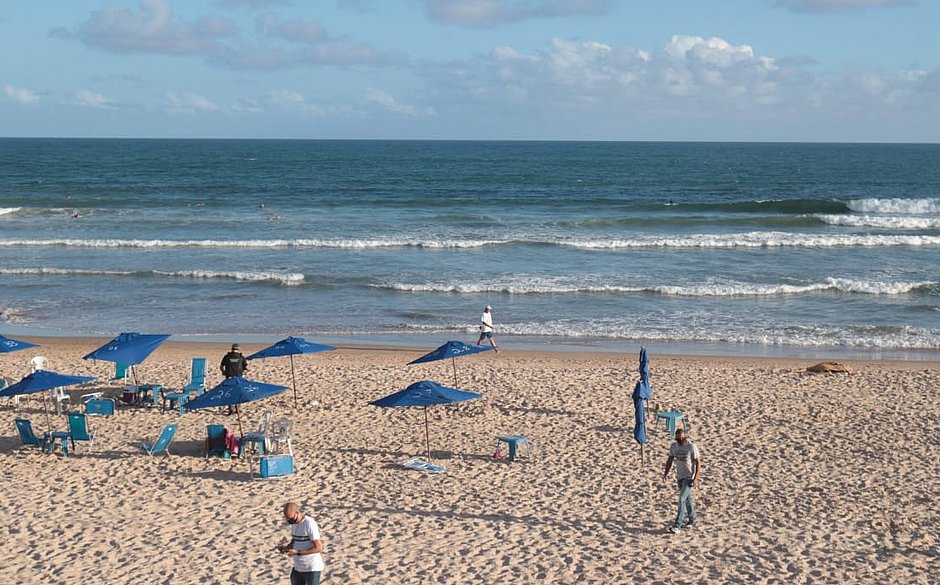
[67,412,97,453]
[14,418,44,450]
[205,424,231,459]
[183,358,207,397]
[141,423,177,457]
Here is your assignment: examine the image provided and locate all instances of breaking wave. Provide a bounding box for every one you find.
[847,198,940,215]
[816,215,940,229]
[0,267,304,285]
[0,207,22,216]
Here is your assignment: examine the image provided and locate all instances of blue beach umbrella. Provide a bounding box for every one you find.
[370,379,481,460]
[408,340,493,387]
[185,376,288,438]
[633,347,653,461]
[83,332,170,384]
[246,336,335,408]
[0,369,96,430]
[0,334,38,353]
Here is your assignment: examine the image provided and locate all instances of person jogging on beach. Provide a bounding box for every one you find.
[662,428,701,533]
[277,502,324,585]
[476,304,499,353]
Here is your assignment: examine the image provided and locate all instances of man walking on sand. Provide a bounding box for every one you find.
[476,304,499,353]
[277,502,324,585]
[220,343,248,415]
[662,428,701,533]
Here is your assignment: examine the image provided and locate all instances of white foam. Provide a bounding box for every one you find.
[0,207,22,216]
[558,232,940,249]
[0,238,505,249]
[816,214,940,229]
[847,198,940,215]
[0,267,304,285]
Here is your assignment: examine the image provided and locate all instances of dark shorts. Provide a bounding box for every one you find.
[290,569,321,585]
[479,331,493,339]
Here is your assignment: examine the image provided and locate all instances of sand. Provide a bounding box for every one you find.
[1,337,937,584]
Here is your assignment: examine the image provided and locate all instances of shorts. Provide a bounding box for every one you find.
[479,331,493,339]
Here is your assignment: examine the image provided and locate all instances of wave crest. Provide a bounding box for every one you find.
[847,198,940,215]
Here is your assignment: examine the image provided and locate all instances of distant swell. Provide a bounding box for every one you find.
[0,267,303,285]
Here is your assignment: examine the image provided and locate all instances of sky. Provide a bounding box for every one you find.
[2,0,938,142]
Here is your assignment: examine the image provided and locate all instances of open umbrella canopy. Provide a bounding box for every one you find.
[371,380,481,461]
[370,379,481,408]
[246,336,336,360]
[184,376,289,410]
[0,369,95,397]
[0,334,38,353]
[245,336,336,407]
[407,341,492,365]
[83,332,170,365]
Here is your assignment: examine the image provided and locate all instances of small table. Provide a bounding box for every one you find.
[43,431,71,456]
[496,435,532,463]
[161,391,188,415]
[655,411,685,437]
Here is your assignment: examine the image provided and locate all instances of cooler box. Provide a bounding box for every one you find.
[84,398,116,416]
[259,455,294,479]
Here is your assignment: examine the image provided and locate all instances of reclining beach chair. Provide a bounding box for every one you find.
[183,358,207,397]
[66,412,97,453]
[14,418,44,450]
[205,424,231,459]
[141,423,177,457]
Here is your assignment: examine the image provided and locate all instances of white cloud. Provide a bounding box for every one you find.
[365,88,436,116]
[74,89,114,108]
[76,0,235,55]
[426,0,613,27]
[255,13,325,44]
[775,0,911,12]
[4,84,40,104]
[164,91,218,113]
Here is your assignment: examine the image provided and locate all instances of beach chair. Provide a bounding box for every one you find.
[66,412,97,453]
[14,418,45,450]
[112,362,131,386]
[183,358,207,397]
[50,386,72,415]
[241,410,273,458]
[270,418,293,456]
[84,397,116,416]
[2,376,27,409]
[30,355,48,372]
[205,424,231,459]
[400,457,445,474]
[160,387,189,415]
[141,423,177,457]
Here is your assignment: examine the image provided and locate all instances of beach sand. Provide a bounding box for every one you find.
[1,338,937,584]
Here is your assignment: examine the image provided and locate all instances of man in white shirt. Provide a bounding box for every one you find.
[662,428,701,533]
[278,502,324,585]
[476,305,499,353]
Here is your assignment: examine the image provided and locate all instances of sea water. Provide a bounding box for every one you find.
[1,139,938,359]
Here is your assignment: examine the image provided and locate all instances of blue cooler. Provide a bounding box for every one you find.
[258,455,294,479]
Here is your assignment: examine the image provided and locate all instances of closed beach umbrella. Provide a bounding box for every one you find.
[633,347,653,462]
[83,332,170,384]
[0,370,95,430]
[0,334,38,353]
[246,336,335,408]
[185,376,288,438]
[370,379,481,460]
[408,340,493,386]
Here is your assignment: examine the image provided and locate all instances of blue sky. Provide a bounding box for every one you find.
[2,0,938,141]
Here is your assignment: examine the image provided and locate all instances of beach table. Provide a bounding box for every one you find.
[43,430,71,456]
[496,435,532,463]
[655,411,685,437]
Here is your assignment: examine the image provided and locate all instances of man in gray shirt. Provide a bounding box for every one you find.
[662,428,701,533]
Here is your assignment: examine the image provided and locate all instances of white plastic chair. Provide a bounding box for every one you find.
[50,387,72,414]
[31,356,48,372]
[241,410,274,457]
[271,418,293,456]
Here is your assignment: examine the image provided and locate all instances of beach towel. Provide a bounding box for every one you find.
[400,457,445,473]
[224,426,240,456]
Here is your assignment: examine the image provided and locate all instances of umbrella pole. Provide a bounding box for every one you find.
[452,358,458,387]
[424,406,431,461]
[290,354,298,409]
[43,392,52,433]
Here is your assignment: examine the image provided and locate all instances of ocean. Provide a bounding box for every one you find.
[1,138,938,359]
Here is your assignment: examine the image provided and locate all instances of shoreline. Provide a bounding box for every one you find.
[7,328,940,365]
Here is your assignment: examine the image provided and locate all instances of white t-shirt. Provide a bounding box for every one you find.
[669,441,701,481]
[290,515,324,572]
[480,311,494,333]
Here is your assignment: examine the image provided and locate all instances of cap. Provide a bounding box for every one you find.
[485,305,491,310]
[231,343,240,350]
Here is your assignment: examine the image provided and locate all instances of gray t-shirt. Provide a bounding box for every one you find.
[669,441,701,480]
